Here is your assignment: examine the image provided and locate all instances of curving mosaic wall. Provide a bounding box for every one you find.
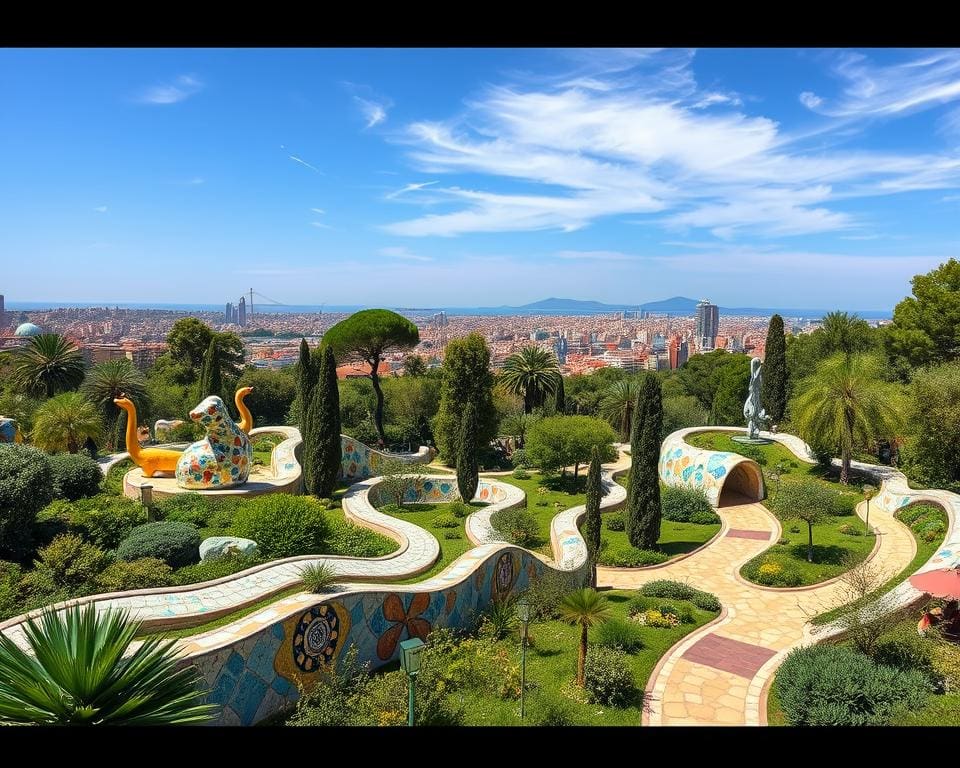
[367,475,511,507]
[188,546,551,725]
[659,429,765,507]
[340,435,435,481]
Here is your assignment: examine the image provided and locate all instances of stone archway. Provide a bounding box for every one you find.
[718,461,763,506]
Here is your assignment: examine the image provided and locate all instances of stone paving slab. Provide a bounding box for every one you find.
[682,633,777,678]
[726,528,773,541]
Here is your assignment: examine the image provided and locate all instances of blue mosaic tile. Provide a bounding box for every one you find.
[247,635,280,682]
[272,622,285,640]
[231,671,268,726]
[208,670,239,706]
[225,650,246,678]
[271,675,292,696]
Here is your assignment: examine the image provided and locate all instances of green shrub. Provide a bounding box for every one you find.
[94,557,173,592]
[172,553,261,586]
[838,523,862,537]
[448,501,472,519]
[432,514,459,529]
[101,458,133,496]
[325,520,396,558]
[874,627,943,689]
[833,494,858,516]
[897,505,929,526]
[35,533,111,590]
[523,569,576,621]
[155,493,212,527]
[117,521,201,568]
[527,694,577,726]
[48,453,102,500]
[584,646,637,707]
[789,524,801,533]
[443,530,461,540]
[37,494,147,549]
[490,506,538,547]
[776,644,932,725]
[661,485,713,522]
[605,512,625,531]
[479,597,518,640]
[511,449,529,468]
[689,509,721,525]
[0,444,54,558]
[690,590,722,612]
[749,559,802,587]
[300,561,338,593]
[599,547,669,567]
[511,467,530,480]
[231,494,330,558]
[640,580,695,601]
[592,617,645,652]
[0,560,24,620]
[626,595,656,616]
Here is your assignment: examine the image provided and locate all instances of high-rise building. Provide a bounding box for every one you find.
[554,336,568,363]
[238,296,246,327]
[695,299,719,351]
[0,294,4,329]
[225,302,233,324]
[678,340,690,368]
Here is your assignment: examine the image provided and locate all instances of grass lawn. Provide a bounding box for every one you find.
[377,501,487,583]
[457,590,718,725]
[812,503,948,625]
[499,473,588,555]
[601,521,721,560]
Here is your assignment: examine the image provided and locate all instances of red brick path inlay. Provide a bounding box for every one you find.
[682,633,777,678]
[726,528,771,541]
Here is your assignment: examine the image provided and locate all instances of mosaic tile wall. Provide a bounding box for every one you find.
[190,545,566,725]
[367,476,510,506]
[340,435,434,481]
[658,430,764,507]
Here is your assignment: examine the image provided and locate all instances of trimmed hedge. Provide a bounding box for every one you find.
[37,494,147,549]
[490,506,538,547]
[599,547,668,567]
[639,580,722,612]
[0,444,54,558]
[661,485,713,523]
[232,495,330,559]
[95,557,174,592]
[48,453,102,500]
[592,617,645,653]
[117,521,201,568]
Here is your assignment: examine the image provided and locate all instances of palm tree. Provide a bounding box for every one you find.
[31,392,103,453]
[600,379,638,441]
[791,353,904,484]
[0,603,218,725]
[559,588,612,687]
[10,333,86,399]
[819,311,873,357]
[500,346,561,414]
[82,359,148,450]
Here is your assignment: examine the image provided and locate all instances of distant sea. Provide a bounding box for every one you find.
[5,301,892,320]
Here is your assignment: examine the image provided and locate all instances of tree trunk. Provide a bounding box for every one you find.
[578,624,588,687]
[807,521,814,563]
[368,355,386,445]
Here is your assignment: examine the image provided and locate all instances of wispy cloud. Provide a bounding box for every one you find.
[93,205,108,213]
[800,50,960,118]
[379,246,432,262]
[555,250,637,261]
[137,74,204,105]
[385,181,437,199]
[355,96,388,129]
[310,207,326,214]
[380,50,960,239]
[185,177,204,185]
[289,154,321,173]
[311,221,332,229]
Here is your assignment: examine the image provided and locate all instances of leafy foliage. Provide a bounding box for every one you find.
[0,444,54,558]
[661,485,714,523]
[31,392,103,454]
[768,477,839,562]
[584,646,637,707]
[9,333,86,399]
[456,400,480,502]
[499,346,561,414]
[886,258,960,369]
[304,346,342,498]
[433,333,497,463]
[591,617,645,653]
[95,557,174,592]
[37,494,147,549]
[626,374,662,550]
[598,547,669,567]
[761,314,788,422]
[47,453,102,500]
[300,561,339,593]
[117,521,202,568]
[525,415,617,476]
[34,534,111,590]
[231,495,330,558]
[490,506,539,547]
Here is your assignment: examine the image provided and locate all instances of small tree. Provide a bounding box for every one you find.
[305,346,342,498]
[559,588,611,687]
[197,337,222,401]
[525,415,616,483]
[626,374,662,550]
[830,557,899,657]
[554,376,566,415]
[377,459,427,509]
[768,477,838,562]
[322,309,420,445]
[433,333,497,463]
[456,400,479,503]
[296,338,315,435]
[582,446,603,588]
[762,314,788,423]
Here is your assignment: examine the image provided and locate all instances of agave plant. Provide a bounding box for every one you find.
[0,603,218,725]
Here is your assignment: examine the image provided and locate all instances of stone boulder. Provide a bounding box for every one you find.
[199,536,258,562]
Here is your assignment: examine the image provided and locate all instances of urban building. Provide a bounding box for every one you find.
[238,296,246,327]
[225,302,233,324]
[695,299,719,351]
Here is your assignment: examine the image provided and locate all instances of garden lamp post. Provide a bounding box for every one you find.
[516,597,531,720]
[399,637,426,727]
[769,462,784,497]
[862,484,876,536]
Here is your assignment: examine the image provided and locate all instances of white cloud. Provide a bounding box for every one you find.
[379,246,432,262]
[93,205,108,213]
[386,181,437,199]
[310,207,325,214]
[289,154,321,173]
[800,50,960,118]
[311,221,332,229]
[381,51,960,239]
[138,74,204,105]
[355,96,388,128]
[555,250,637,261]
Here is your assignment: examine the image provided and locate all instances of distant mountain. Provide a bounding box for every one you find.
[516,297,625,312]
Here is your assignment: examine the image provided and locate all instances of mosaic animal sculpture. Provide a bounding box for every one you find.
[114,398,182,477]
[154,418,185,441]
[176,395,252,489]
[235,386,254,433]
[0,417,23,444]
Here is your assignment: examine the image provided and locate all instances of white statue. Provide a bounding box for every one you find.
[743,357,769,440]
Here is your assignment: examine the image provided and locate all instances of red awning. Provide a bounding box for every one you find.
[909,567,960,599]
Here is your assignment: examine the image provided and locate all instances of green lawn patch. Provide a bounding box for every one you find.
[499,473,588,555]
[151,585,304,640]
[600,520,721,561]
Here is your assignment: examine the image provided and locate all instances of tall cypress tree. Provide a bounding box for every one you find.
[296,338,315,433]
[761,314,788,423]
[583,445,603,587]
[457,400,479,503]
[554,375,566,414]
[305,346,342,498]
[198,338,221,402]
[626,374,663,550]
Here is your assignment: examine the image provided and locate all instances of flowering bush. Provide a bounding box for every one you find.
[584,646,637,707]
[758,562,783,578]
[634,609,680,628]
[838,523,863,536]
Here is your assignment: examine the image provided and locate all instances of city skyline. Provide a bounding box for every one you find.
[4,48,960,308]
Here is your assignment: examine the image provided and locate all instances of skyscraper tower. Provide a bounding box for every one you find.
[695,299,719,351]
[225,302,233,324]
[238,296,246,327]
[0,294,5,330]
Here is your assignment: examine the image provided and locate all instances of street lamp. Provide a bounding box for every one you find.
[862,484,877,536]
[399,637,426,727]
[515,597,531,720]
[769,462,784,498]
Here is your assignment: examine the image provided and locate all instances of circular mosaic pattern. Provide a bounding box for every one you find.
[293,605,340,672]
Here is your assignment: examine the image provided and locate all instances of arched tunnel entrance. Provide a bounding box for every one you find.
[718,461,764,507]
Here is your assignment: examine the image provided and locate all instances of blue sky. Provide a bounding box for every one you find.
[2,47,959,310]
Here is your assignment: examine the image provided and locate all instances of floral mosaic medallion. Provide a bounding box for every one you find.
[274,602,351,687]
[376,592,432,660]
[491,552,518,603]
